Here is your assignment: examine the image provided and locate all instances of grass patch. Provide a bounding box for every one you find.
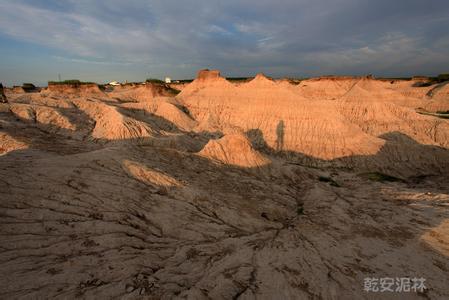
[146,78,164,84]
[318,176,341,187]
[176,79,194,83]
[145,79,181,95]
[286,78,303,85]
[431,73,449,84]
[48,80,95,85]
[420,74,449,86]
[361,172,404,183]
[379,77,412,81]
[167,86,181,95]
[411,74,449,87]
[226,77,253,82]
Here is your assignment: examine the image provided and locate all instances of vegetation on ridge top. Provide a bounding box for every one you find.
[48,80,95,85]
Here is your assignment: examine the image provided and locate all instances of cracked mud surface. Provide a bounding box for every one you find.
[1,76,449,299]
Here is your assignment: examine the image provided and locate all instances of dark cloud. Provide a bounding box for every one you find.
[0,0,448,83]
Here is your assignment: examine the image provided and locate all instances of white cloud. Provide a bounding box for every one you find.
[0,1,190,63]
[207,25,232,35]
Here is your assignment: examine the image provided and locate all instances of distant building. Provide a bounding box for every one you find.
[165,77,172,84]
[108,81,120,86]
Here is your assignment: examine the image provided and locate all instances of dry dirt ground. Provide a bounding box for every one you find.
[1,72,449,299]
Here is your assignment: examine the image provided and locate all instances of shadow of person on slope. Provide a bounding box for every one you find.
[275,120,285,152]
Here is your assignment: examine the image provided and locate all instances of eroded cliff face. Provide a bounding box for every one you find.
[0,83,7,103]
[1,72,448,299]
[197,69,222,80]
[44,82,106,98]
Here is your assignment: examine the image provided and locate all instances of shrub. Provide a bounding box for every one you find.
[48,80,95,85]
[287,78,303,85]
[413,81,432,87]
[436,74,449,82]
[22,83,36,92]
[423,74,449,85]
[22,83,36,89]
[226,77,253,82]
[167,87,181,95]
[146,78,164,84]
[177,79,194,83]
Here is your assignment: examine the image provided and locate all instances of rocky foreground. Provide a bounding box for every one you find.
[0,72,449,299]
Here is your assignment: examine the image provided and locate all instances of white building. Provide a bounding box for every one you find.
[108,81,120,86]
[165,77,172,84]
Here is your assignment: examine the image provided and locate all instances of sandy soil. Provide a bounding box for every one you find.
[0,72,448,299]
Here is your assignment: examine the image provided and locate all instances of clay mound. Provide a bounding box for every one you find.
[237,73,301,101]
[389,79,433,99]
[199,133,270,167]
[122,159,182,187]
[338,100,449,148]
[426,82,449,99]
[108,83,177,102]
[8,93,75,108]
[34,106,77,132]
[339,78,405,102]
[0,83,7,103]
[29,96,75,109]
[9,103,81,138]
[44,83,106,98]
[178,69,233,97]
[422,99,449,113]
[9,103,35,121]
[364,80,442,112]
[73,99,154,141]
[155,102,197,131]
[241,73,301,95]
[118,97,196,132]
[0,132,28,155]
[422,83,449,112]
[297,77,358,100]
[244,73,276,88]
[343,132,449,178]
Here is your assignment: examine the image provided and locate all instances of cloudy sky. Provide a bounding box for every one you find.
[1,0,449,85]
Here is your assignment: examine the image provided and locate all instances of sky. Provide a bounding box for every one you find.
[1,0,449,86]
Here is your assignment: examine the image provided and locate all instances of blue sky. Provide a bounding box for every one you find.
[1,0,449,86]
